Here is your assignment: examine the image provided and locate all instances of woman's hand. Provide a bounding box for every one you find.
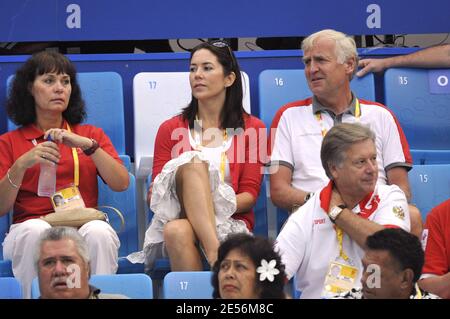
[44,128,93,150]
[17,140,60,169]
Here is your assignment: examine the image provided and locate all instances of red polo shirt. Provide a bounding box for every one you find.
[0,122,122,224]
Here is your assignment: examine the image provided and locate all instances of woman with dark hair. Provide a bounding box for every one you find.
[212,233,286,299]
[0,51,129,298]
[142,40,266,272]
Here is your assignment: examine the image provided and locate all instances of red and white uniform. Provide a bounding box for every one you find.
[275,181,411,299]
[269,96,412,192]
[421,199,450,279]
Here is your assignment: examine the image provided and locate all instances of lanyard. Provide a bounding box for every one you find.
[32,123,79,187]
[194,116,228,182]
[315,98,361,137]
[335,226,351,263]
[66,124,79,186]
[413,283,423,299]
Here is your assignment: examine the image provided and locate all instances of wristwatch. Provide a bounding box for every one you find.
[83,138,100,156]
[329,204,347,223]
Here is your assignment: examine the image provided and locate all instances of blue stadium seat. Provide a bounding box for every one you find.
[97,172,138,258]
[409,164,450,219]
[116,257,145,274]
[0,260,13,277]
[253,175,268,237]
[291,275,302,299]
[30,278,39,298]
[0,212,11,260]
[6,72,130,170]
[0,212,13,278]
[384,68,450,164]
[0,277,22,299]
[258,69,375,129]
[31,273,153,299]
[77,72,129,168]
[162,271,213,299]
[89,274,153,299]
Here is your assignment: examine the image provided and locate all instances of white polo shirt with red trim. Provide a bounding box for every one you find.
[269,96,412,192]
[275,181,411,299]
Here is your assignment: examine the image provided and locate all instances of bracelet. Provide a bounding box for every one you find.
[6,169,21,189]
[83,138,100,156]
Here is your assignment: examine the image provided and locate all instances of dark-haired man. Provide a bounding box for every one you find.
[334,228,439,299]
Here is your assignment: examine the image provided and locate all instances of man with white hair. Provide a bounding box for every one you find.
[268,29,422,238]
[35,227,127,299]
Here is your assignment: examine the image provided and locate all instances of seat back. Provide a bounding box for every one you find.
[31,273,153,299]
[409,164,450,219]
[258,69,375,129]
[163,271,213,299]
[384,68,450,164]
[133,71,251,178]
[97,172,138,257]
[0,277,22,299]
[77,72,126,154]
[0,213,11,260]
[89,274,153,299]
[253,175,268,237]
[6,72,130,169]
[0,260,13,277]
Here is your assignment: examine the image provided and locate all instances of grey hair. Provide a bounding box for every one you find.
[302,29,359,79]
[320,123,376,179]
[34,226,90,272]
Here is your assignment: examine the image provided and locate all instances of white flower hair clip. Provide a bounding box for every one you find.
[256,259,280,282]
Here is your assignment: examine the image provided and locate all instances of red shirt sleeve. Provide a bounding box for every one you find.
[422,199,450,276]
[235,116,265,200]
[151,116,190,181]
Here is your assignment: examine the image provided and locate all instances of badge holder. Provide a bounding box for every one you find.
[321,260,358,299]
[51,184,86,212]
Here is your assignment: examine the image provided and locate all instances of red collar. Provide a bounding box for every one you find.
[319,181,379,219]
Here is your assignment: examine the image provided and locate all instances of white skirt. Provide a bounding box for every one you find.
[130,151,250,268]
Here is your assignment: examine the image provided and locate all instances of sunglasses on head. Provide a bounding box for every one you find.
[209,40,230,48]
[207,40,236,69]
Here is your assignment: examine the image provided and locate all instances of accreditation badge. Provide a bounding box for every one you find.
[51,185,86,212]
[321,261,358,298]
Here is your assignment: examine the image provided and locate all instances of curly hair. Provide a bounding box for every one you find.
[182,40,247,130]
[6,51,86,126]
[366,228,424,283]
[211,233,286,299]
